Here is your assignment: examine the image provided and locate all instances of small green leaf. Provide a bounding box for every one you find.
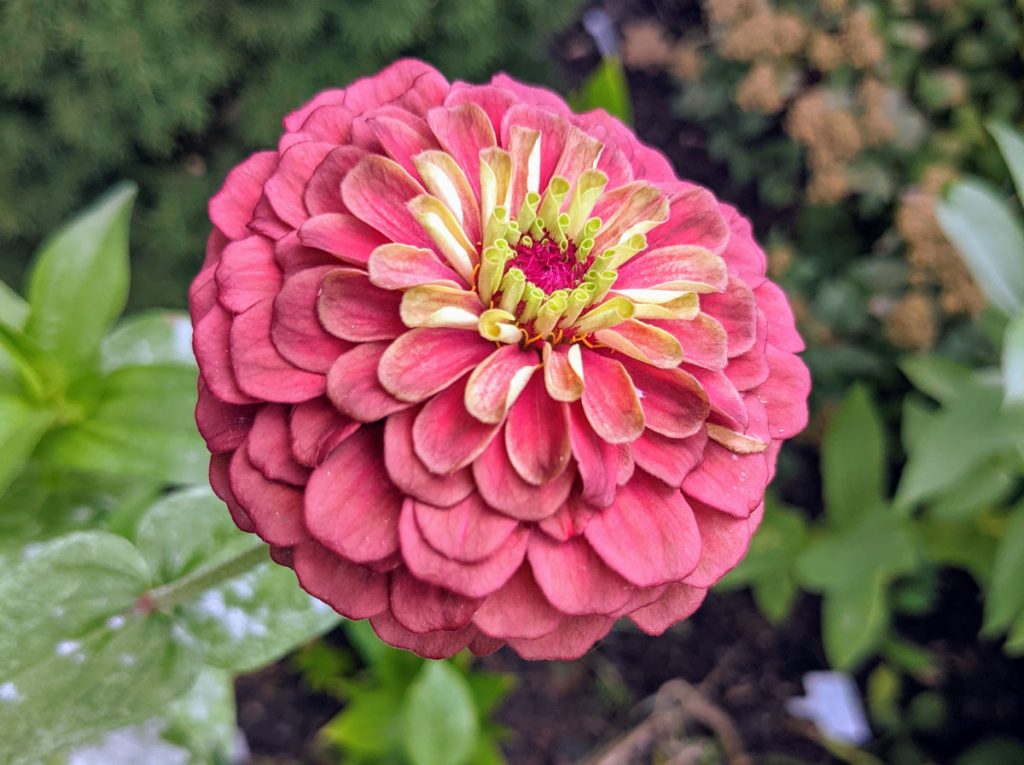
[983,505,1024,635]
[989,122,1024,203]
[0,279,28,329]
[465,671,516,716]
[401,661,480,765]
[162,666,237,763]
[936,178,1024,316]
[24,183,138,367]
[954,738,1024,765]
[900,355,973,404]
[752,576,800,625]
[1002,311,1024,406]
[822,385,887,526]
[323,689,403,757]
[570,57,632,124]
[101,310,195,373]
[0,394,56,498]
[822,572,888,670]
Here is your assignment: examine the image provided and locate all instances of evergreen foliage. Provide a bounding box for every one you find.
[0,0,580,308]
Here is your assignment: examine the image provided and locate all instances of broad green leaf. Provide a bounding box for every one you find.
[935,179,1024,316]
[983,505,1024,635]
[1003,311,1024,406]
[989,122,1024,203]
[822,385,886,526]
[928,459,1016,521]
[0,322,65,402]
[900,395,934,454]
[0,278,28,329]
[0,393,56,498]
[954,738,1024,765]
[918,518,998,585]
[0,532,199,765]
[24,183,138,367]
[137,487,341,673]
[752,576,800,625]
[465,671,516,716]
[401,661,479,765]
[570,57,632,124]
[35,364,205,484]
[58,720,191,765]
[822,572,888,670]
[101,310,195,373]
[1005,613,1024,655]
[470,735,508,765]
[900,355,973,404]
[322,688,403,757]
[162,666,237,764]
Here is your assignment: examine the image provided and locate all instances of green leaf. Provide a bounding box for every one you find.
[162,666,237,764]
[0,532,200,765]
[900,395,934,455]
[1002,311,1024,406]
[822,385,887,526]
[569,57,632,124]
[989,122,1024,204]
[954,737,1024,765]
[983,505,1024,635]
[927,459,1016,522]
[101,310,196,373]
[35,364,205,484]
[900,355,974,404]
[465,671,515,716]
[0,278,28,330]
[401,661,480,765]
[822,572,888,670]
[323,688,403,757]
[24,183,138,367]
[0,393,57,498]
[935,178,1024,316]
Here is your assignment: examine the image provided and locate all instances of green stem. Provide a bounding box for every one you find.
[146,540,267,612]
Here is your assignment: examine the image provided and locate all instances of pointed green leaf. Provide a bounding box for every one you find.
[401,661,479,765]
[900,355,973,404]
[936,179,1024,316]
[24,183,137,366]
[162,666,237,763]
[989,122,1024,204]
[1003,311,1024,406]
[323,689,403,757]
[0,394,57,499]
[822,385,887,526]
[983,505,1024,635]
[101,310,195,373]
[570,57,632,124]
[0,279,28,330]
[822,572,888,670]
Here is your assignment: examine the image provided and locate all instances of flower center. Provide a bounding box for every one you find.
[509,236,591,294]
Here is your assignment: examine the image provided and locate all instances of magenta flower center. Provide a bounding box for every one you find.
[509,236,591,294]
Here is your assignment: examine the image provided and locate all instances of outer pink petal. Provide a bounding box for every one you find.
[370,610,476,660]
[411,375,501,474]
[326,342,411,422]
[210,453,254,533]
[537,496,598,542]
[284,90,346,134]
[490,73,572,115]
[445,83,519,134]
[303,145,365,216]
[505,375,571,485]
[389,568,480,633]
[648,183,730,254]
[650,314,728,371]
[507,615,613,661]
[584,472,702,587]
[289,398,359,467]
[195,379,256,453]
[472,563,562,639]
[684,498,756,588]
[229,447,307,546]
[719,204,768,287]
[209,151,277,239]
[726,309,769,391]
[271,266,352,374]
[292,541,389,619]
[628,584,707,636]
[338,59,449,118]
[357,113,437,176]
[230,298,326,403]
[193,304,257,405]
[304,426,403,563]
[428,103,496,199]
[384,407,474,507]
[317,269,404,342]
[472,434,575,521]
[573,108,676,183]
[701,277,758,358]
[632,428,708,487]
[413,494,519,563]
[567,404,619,508]
[622,360,709,439]
[378,328,493,403]
[528,535,634,616]
[284,103,355,149]
[500,104,568,191]
[248,193,291,240]
[264,141,334,228]
[398,499,528,598]
[247,405,310,486]
[298,213,390,267]
[274,231,337,276]
[580,352,645,444]
[755,281,804,352]
[215,235,282,314]
[682,443,767,518]
[341,155,434,250]
[754,346,811,439]
[189,262,219,321]
[686,365,747,430]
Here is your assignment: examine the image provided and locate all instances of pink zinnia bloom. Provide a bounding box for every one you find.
[190,60,810,660]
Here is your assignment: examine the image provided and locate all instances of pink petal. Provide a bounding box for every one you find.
[507,615,613,660]
[193,304,257,405]
[428,103,496,199]
[584,472,702,587]
[628,583,707,636]
[464,344,540,424]
[413,493,519,563]
[304,426,403,563]
[284,103,355,149]
[755,281,804,352]
[412,375,501,474]
[550,125,604,191]
[568,404,619,508]
[543,343,585,402]
[368,243,463,290]
[230,298,326,403]
[398,499,529,598]
[682,442,767,519]
[580,352,644,444]
[247,404,310,486]
[339,59,449,118]
[209,151,277,239]
[210,453,254,533]
[292,541,389,619]
[572,109,676,183]
[701,277,758,358]
[472,434,575,521]
[189,262,219,321]
[273,231,336,276]
[472,563,562,639]
[358,113,437,176]
[384,407,474,507]
[326,342,410,422]
[284,90,346,133]
[505,375,571,485]
[650,314,728,371]
[341,155,434,250]
[726,310,769,391]
[469,634,503,656]
[298,213,390,267]
[378,328,493,403]
[303,145,365,217]
[537,496,598,542]
[720,204,767,287]
[489,73,572,115]
[195,379,256,453]
[609,583,668,618]
[500,104,568,192]
[215,235,282,314]
[632,428,708,487]
[684,498,755,588]
[390,568,480,633]
[271,266,352,374]
[370,610,476,660]
[444,83,519,133]
[622,360,709,439]
[317,268,404,342]
[528,535,634,615]
[263,141,334,228]
[248,194,291,240]
[616,246,728,292]
[647,182,730,254]
[289,397,359,467]
[685,365,747,430]
[229,447,307,546]
[753,346,810,439]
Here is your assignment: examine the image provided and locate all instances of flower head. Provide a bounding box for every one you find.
[191,60,810,660]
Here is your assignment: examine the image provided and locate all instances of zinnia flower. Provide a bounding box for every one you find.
[190,60,810,660]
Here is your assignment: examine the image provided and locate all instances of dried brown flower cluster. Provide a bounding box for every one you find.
[884,291,937,351]
[621,21,707,83]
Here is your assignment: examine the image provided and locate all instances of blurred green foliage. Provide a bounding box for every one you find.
[0,0,581,310]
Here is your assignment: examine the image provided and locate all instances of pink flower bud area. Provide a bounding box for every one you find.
[190,59,811,660]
